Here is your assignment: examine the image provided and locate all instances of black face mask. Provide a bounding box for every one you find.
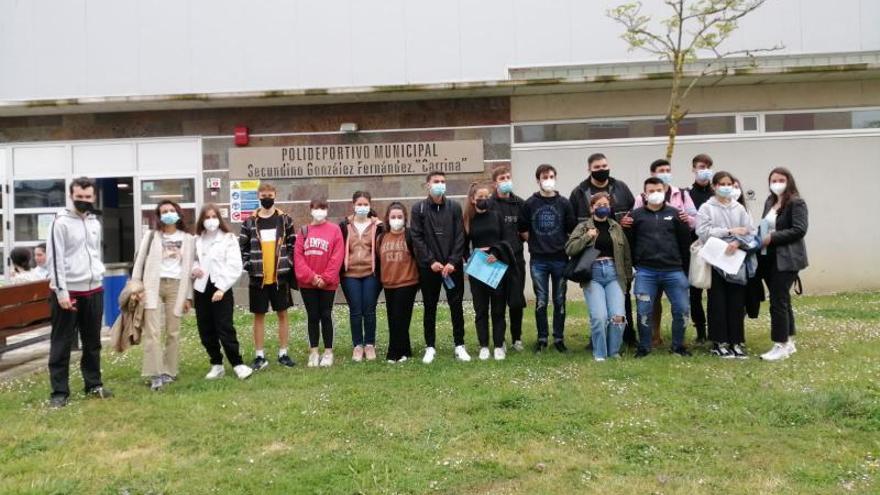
[260,197,275,209]
[475,199,489,211]
[73,200,100,215]
[591,169,610,183]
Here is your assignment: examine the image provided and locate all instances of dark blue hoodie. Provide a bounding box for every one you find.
[520,192,576,261]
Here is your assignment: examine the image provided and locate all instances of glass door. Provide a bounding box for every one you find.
[95,177,135,264]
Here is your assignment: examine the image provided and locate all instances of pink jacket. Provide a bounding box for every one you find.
[634,185,697,229]
[294,222,345,291]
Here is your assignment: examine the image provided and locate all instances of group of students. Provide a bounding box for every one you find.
[40,151,808,407]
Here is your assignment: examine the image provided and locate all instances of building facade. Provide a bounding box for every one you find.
[1,0,878,294]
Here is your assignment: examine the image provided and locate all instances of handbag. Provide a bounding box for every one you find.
[689,240,712,289]
[563,246,600,284]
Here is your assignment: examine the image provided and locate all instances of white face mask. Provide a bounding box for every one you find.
[540,178,556,192]
[731,187,742,202]
[770,182,787,195]
[203,218,220,232]
[646,191,665,206]
[311,209,328,222]
[389,218,405,231]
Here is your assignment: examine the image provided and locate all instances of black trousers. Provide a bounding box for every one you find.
[507,259,525,342]
[194,279,243,367]
[470,276,507,348]
[419,268,466,347]
[761,253,798,343]
[385,284,418,361]
[690,286,707,339]
[302,288,335,348]
[707,270,746,345]
[48,291,103,399]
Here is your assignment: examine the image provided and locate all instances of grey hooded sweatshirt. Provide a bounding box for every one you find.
[46,208,105,299]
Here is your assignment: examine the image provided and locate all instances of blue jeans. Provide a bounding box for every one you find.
[584,260,626,359]
[341,274,381,347]
[633,267,690,352]
[530,258,567,342]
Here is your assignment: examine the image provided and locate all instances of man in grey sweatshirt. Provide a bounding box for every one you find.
[45,176,112,408]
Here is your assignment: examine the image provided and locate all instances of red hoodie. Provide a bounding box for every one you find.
[294,222,345,291]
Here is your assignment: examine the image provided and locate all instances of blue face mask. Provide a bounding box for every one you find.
[594,206,611,219]
[498,181,513,194]
[430,182,446,197]
[354,205,370,217]
[656,172,673,185]
[716,185,734,198]
[160,212,180,225]
[696,169,714,183]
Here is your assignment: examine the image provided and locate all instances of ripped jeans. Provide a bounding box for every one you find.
[530,258,567,343]
[584,259,626,359]
[633,266,689,352]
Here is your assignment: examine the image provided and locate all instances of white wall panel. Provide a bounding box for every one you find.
[12,146,68,177]
[136,140,201,173]
[72,143,136,175]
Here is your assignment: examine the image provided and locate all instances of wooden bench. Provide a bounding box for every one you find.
[0,279,52,356]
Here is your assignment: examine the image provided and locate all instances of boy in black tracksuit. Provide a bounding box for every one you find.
[409,171,470,362]
[488,165,527,350]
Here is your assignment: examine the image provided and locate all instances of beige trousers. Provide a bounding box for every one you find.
[141,278,181,378]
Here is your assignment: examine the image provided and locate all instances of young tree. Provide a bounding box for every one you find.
[608,0,783,159]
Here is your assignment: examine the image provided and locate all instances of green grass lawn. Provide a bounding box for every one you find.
[1,292,879,494]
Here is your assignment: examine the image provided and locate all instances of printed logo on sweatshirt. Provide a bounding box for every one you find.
[533,205,562,236]
[304,236,330,256]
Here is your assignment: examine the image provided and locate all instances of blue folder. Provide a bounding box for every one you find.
[465,249,508,289]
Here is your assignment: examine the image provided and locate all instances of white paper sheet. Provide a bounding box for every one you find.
[698,237,746,275]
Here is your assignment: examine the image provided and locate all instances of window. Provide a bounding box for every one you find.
[513,115,736,143]
[765,109,880,132]
[14,213,57,242]
[141,178,195,205]
[14,179,66,208]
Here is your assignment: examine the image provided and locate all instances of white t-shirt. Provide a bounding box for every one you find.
[159,230,185,279]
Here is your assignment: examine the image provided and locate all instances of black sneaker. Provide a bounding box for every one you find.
[278,354,296,367]
[533,340,548,353]
[49,396,68,408]
[554,341,568,353]
[86,386,113,399]
[634,348,650,359]
[731,344,748,359]
[252,356,269,371]
[710,343,733,358]
[671,346,692,357]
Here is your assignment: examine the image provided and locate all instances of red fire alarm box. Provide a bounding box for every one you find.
[234,125,249,146]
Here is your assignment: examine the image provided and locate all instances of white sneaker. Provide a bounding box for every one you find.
[478,347,490,361]
[786,339,797,354]
[494,347,506,361]
[205,365,224,380]
[398,356,408,363]
[454,345,472,362]
[422,347,436,364]
[233,364,253,380]
[319,350,334,367]
[512,340,524,352]
[761,343,790,361]
[307,351,320,368]
[594,357,606,362]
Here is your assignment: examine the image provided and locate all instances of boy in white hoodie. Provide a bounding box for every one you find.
[45,177,112,408]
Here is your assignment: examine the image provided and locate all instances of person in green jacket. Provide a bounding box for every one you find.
[565,192,632,360]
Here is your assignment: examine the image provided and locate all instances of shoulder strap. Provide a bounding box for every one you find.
[49,219,61,289]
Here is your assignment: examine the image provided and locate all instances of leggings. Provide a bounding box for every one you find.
[301,288,335,348]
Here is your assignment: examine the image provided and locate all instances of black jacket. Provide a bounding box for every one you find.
[627,205,691,272]
[487,240,527,309]
[410,197,467,270]
[488,192,526,260]
[569,176,636,222]
[762,196,809,272]
[520,193,577,261]
[688,182,714,211]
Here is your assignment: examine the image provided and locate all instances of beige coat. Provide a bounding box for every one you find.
[132,230,195,317]
[109,279,146,353]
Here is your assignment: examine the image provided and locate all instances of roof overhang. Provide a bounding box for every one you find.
[1,51,878,117]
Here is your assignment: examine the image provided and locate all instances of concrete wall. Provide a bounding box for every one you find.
[511,133,880,295]
[2,0,879,101]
